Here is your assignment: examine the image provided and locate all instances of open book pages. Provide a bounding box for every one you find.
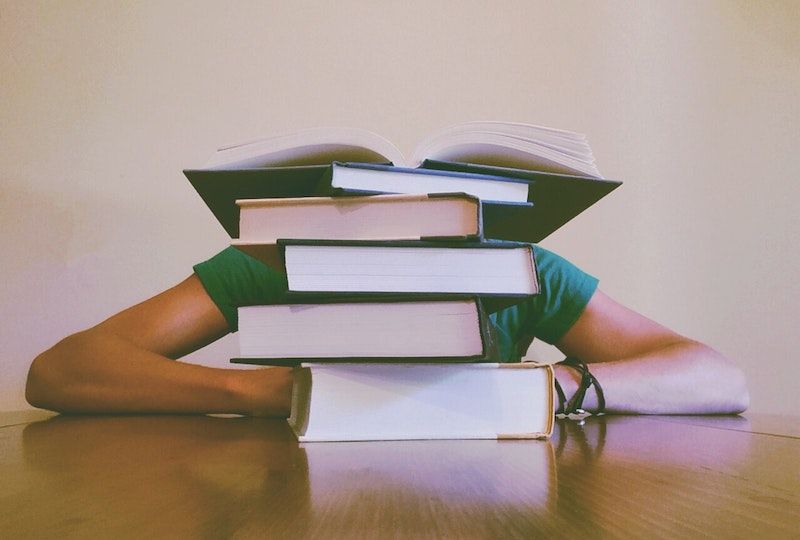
[203,121,602,178]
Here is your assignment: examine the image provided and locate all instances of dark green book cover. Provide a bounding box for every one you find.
[184,166,329,237]
[421,160,622,243]
[185,162,621,243]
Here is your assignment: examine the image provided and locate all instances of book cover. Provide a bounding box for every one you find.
[184,165,329,237]
[184,162,617,243]
[423,160,622,243]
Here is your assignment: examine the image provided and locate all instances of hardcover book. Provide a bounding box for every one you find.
[287,362,555,442]
[237,192,485,243]
[322,161,533,203]
[232,239,539,298]
[233,298,497,364]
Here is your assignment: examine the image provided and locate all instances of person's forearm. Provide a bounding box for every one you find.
[554,340,749,415]
[26,330,292,416]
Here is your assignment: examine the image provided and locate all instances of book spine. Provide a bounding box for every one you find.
[496,432,549,440]
[475,298,500,361]
[314,165,336,196]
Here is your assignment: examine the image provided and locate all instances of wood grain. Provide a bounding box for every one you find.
[1,413,798,538]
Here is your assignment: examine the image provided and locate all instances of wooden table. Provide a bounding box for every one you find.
[1,411,798,538]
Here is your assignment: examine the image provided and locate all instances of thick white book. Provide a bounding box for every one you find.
[288,363,554,442]
[236,299,498,362]
[237,192,483,243]
[233,239,539,297]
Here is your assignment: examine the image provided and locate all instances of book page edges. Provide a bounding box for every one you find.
[294,363,555,441]
[498,363,554,437]
[528,244,541,295]
[206,128,407,169]
[288,367,312,439]
[236,192,479,207]
[496,432,550,440]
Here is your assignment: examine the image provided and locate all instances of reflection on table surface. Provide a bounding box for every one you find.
[1,413,798,538]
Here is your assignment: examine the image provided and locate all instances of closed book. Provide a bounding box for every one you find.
[237,192,484,243]
[321,161,535,204]
[233,298,497,365]
[232,239,539,298]
[288,362,555,442]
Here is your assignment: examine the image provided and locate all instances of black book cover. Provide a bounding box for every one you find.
[185,162,618,243]
[184,166,329,237]
[421,160,622,243]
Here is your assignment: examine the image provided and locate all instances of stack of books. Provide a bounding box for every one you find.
[185,121,621,442]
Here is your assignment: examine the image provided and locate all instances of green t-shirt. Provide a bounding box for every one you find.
[193,245,598,361]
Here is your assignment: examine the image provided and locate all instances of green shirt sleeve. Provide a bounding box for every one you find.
[490,245,599,360]
[193,246,288,332]
[193,244,598,358]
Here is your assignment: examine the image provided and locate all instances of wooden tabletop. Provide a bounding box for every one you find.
[1,411,798,539]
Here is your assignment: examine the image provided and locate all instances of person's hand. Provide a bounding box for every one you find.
[237,367,294,417]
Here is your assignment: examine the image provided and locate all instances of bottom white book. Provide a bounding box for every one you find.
[288,362,554,442]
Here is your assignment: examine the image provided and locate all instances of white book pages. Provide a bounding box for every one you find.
[413,121,592,161]
[237,194,479,243]
[292,363,553,441]
[205,127,403,169]
[238,300,484,358]
[418,133,601,178]
[201,122,600,176]
[283,245,538,295]
[330,166,530,203]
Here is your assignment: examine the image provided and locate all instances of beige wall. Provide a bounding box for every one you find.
[2,1,798,414]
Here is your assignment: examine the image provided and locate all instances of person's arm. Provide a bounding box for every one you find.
[552,289,749,415]
[26,274,292,416]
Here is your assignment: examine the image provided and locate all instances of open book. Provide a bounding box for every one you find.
[202,121,603,179]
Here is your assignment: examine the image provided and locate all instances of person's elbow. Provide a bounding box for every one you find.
[26,333,86,411]
[26,346,61,411]
[701,343,750,414]
[726,361,750,414]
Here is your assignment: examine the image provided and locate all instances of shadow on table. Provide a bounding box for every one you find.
[20,415,311,538]
[18,413,764,538]
[551,414,757,537]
